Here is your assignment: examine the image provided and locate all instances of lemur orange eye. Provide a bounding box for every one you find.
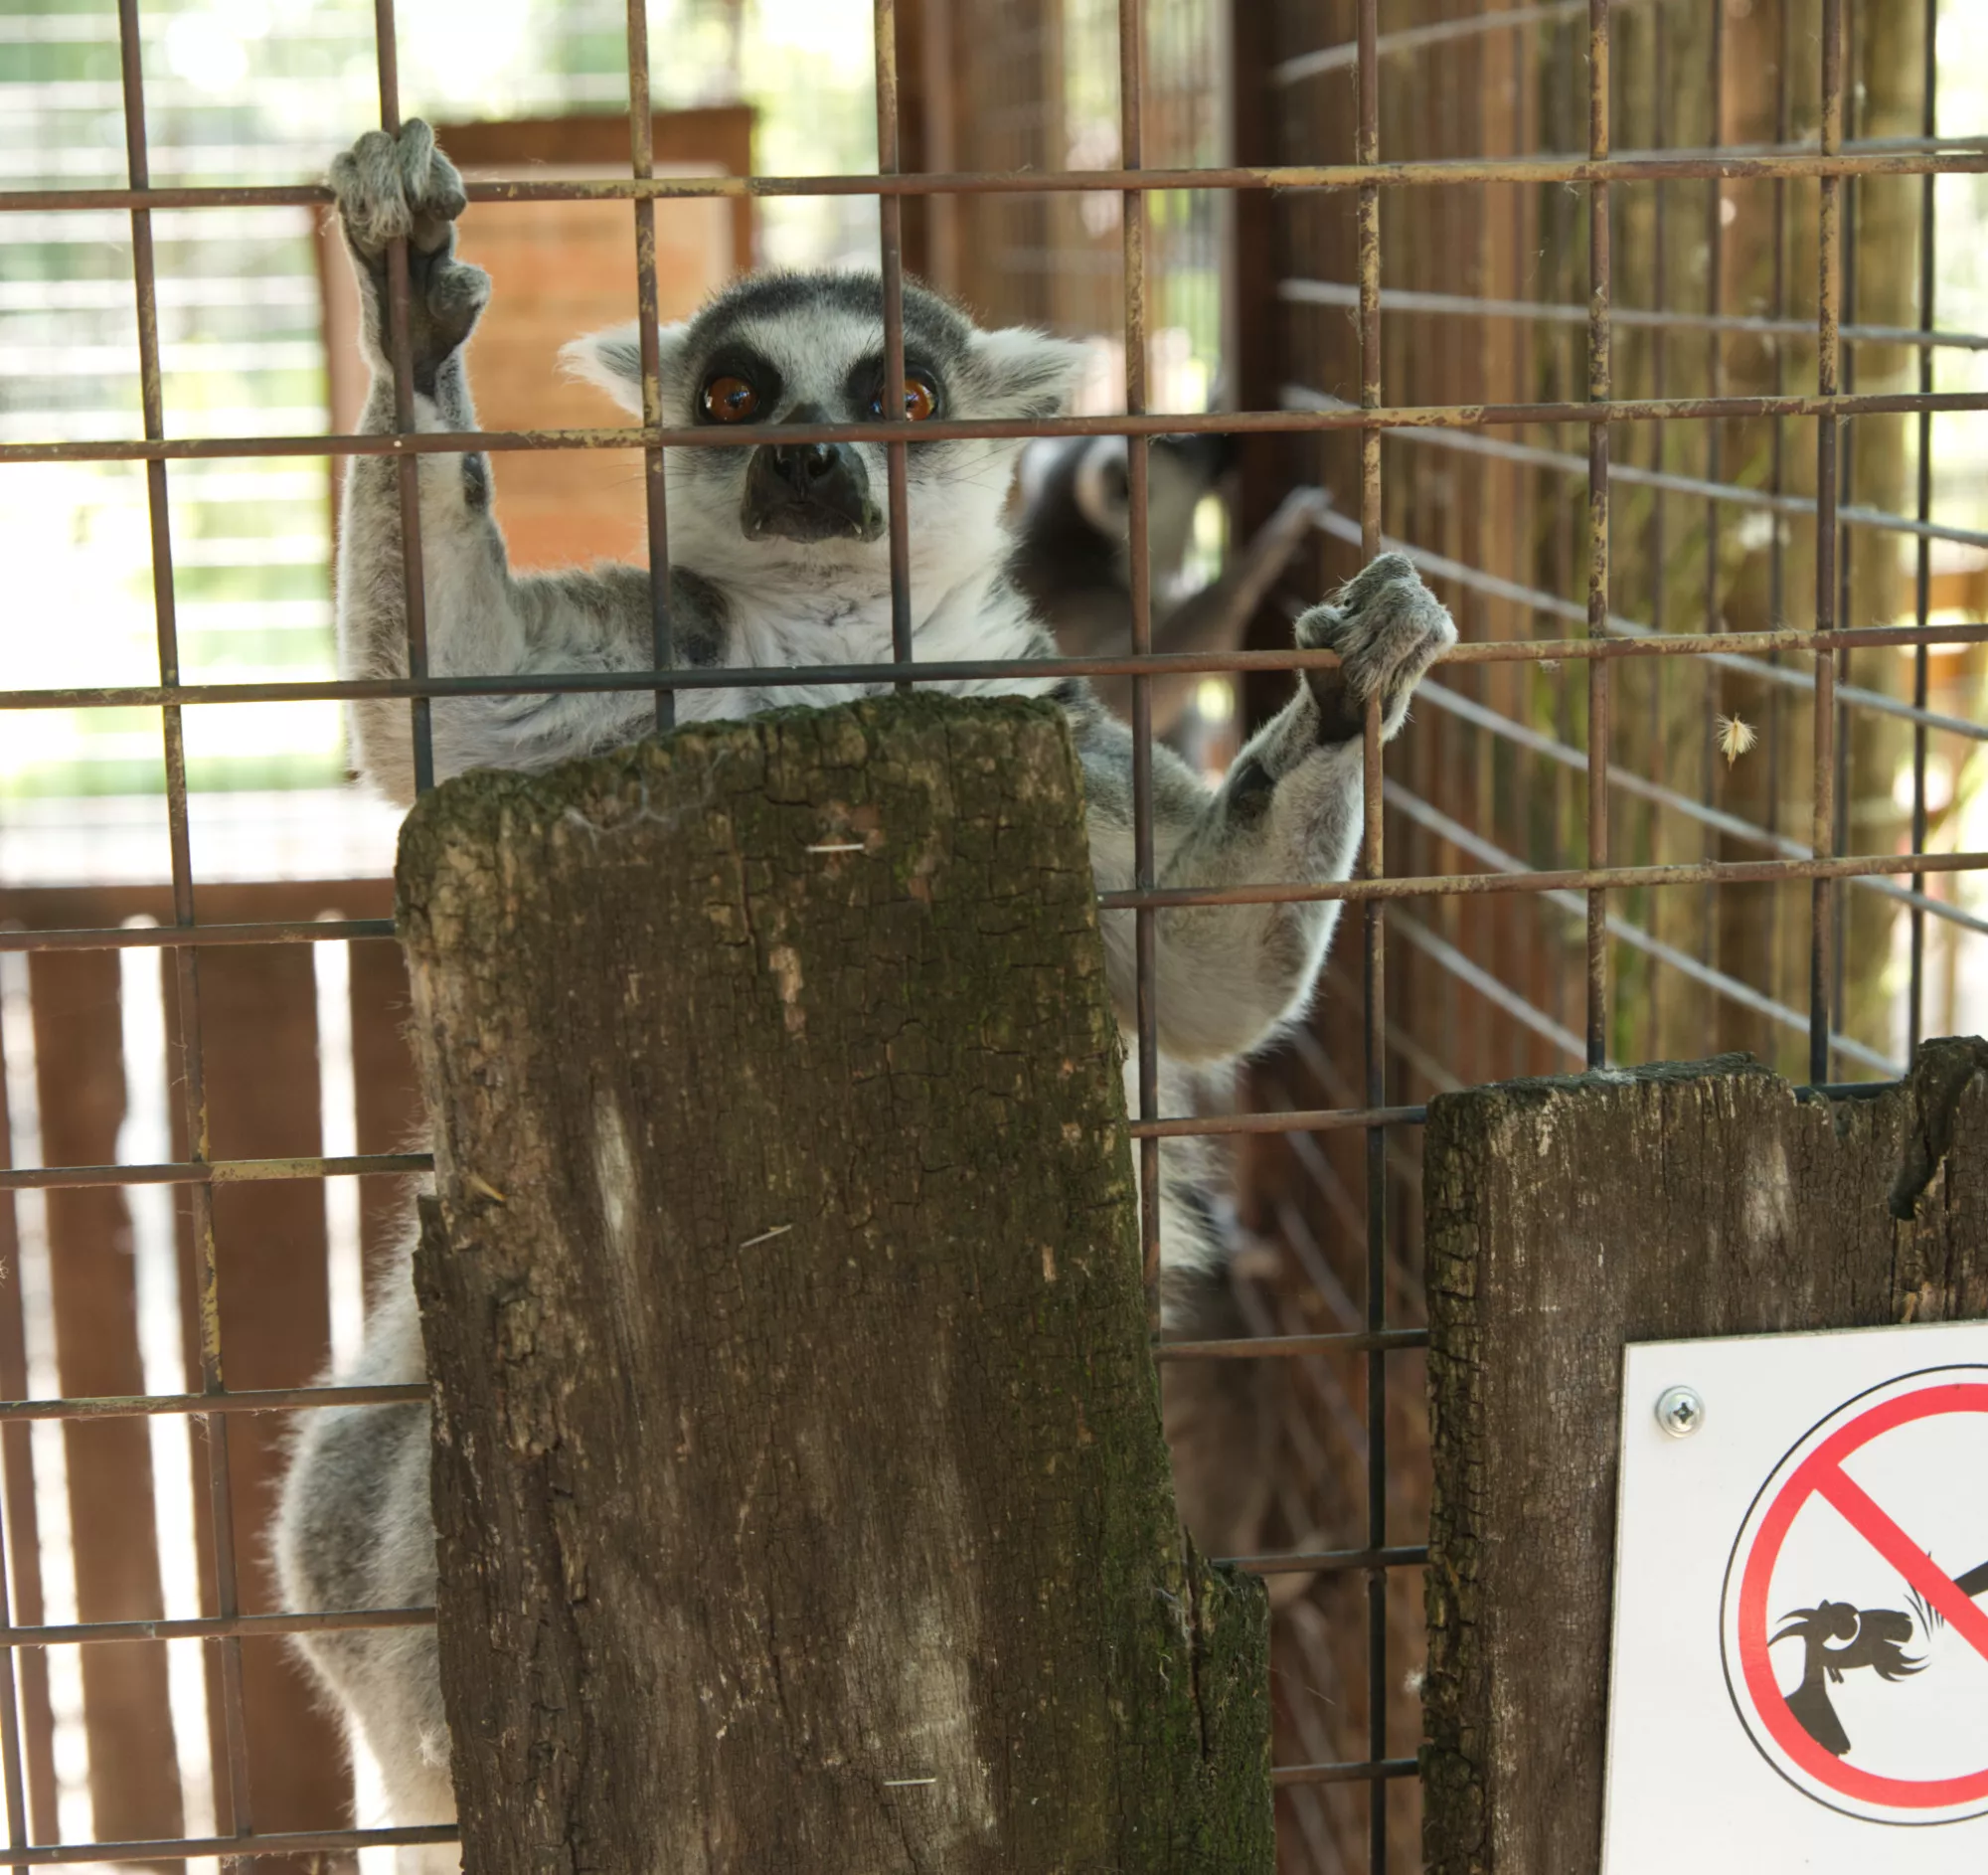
[872,372,938,422]
[701,375,760,423]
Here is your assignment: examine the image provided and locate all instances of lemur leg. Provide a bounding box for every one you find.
[331,122,654,804]
[1085,553,1456,1064]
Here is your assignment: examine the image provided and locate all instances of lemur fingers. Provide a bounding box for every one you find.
[1296,551,1457,743]
[330,120,465,258]
[329,122,488,379]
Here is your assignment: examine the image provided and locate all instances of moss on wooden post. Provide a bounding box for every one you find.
[394,695,1271,1874]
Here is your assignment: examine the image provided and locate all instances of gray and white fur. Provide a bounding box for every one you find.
[273,121,1456,1868]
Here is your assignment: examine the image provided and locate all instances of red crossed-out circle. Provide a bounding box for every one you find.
[1726,1373,1988,1816]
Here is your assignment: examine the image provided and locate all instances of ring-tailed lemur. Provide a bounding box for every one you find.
[273,120,1455,1867]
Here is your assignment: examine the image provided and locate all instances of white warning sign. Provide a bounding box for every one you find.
[1601,1320,1988,1874]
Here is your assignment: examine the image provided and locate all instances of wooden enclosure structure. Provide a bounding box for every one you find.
[0,880,422,1859]
[0,1,1981,1873]
[1421,1040,1988,1870]
[403,698,1272,1872]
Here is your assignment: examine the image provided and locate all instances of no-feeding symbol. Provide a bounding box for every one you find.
[1721,1367,1988,1824]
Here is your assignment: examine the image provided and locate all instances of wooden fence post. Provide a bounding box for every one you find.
[394,695,1272,1873]
[1420,1041,1988,1874]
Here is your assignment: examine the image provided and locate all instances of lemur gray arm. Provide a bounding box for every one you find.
[1077,553,1455,1065]
[332,122,660,805]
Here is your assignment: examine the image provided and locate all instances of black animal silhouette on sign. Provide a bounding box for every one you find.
[1770,1557,1988,1757]
[1771,1602,1925,1757]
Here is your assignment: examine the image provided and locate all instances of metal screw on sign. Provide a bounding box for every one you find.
[1656,1386,1706,1439]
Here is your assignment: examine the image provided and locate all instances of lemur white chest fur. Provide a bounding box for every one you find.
[667,521,1057,724]
[277,121,1460,1872]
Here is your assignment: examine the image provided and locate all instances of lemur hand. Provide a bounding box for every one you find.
[329,121,488,383]
[1295,552,1457,744]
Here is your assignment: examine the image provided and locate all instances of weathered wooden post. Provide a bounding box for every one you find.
[394,695,1271,1873]
[1420,1042,1988,1873]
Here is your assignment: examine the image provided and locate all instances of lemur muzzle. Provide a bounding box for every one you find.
[744,437,885,543]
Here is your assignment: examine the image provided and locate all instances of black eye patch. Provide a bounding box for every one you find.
[693,345,782,425]
[847,356,944,422]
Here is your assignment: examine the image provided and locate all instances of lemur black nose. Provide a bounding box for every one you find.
[772,440,838,487]
[743,427,883,544]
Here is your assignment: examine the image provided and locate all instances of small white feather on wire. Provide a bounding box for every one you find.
[1715,713,1758,767]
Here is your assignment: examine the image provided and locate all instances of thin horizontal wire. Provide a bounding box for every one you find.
[1414,681,1988,936]
[0,1347,1431,1426]
[8,847,1980,957]
[0,1825,457,1867]
[1391,911,1585,1061]
[1223,1544,1429,1578]
[1600,616,1987,744]
[1272,1759,1419,1790]
[0,922,396,953]
[1129,1105,1424,1138]
[1096,847,1985,913]
[0,1384,426,1424]
[1281,277,1988,354]
[1306,508,1988,742]
[1273,0,1632,84]
[9,1067,1939,1192]
[1155,1329,1429,1361]
[3,5,633,33]
[2,138,1980,217]
[0,1117,1431,1193]
[0,1608,435,1648]
[1383,785,1904,1077]
[1337,393,1988,550]
[5,619,1983,717]
[7,388,1988,465]
[0,1154,430,1192]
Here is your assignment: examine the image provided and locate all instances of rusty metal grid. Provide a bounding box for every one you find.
[0,0,1981,1868]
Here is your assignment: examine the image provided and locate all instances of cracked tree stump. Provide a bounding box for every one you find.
[394,695,1271,1875]
[1421,1040,1988,1874]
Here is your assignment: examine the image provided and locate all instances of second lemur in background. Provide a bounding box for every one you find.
[1012,429,1328,736]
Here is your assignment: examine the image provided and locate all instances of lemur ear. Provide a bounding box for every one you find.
[560,319,689,417]
[965,327,1090,422]
[1072,435,1131,532]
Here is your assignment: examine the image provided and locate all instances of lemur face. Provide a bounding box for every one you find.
[565,272,1086,580]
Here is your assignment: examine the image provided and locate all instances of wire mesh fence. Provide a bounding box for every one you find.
[0,0,1984,1869]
